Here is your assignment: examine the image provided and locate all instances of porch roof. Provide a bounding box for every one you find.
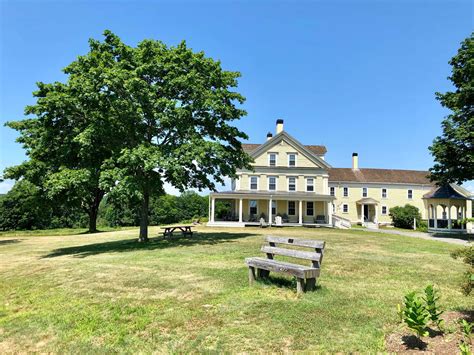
[210,190,335,201]
[356,197,379,205]
[423,184,472,200]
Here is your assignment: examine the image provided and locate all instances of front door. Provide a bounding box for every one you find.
[363,205,369,222]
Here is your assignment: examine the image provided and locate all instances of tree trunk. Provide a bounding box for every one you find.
[87,189,104,233]
[139,190,149,242]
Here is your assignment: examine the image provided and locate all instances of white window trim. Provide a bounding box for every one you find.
[306,201,314,216]
[381,205,388,215]
[343,186,349,198]
[287,200,296,216]
[407,189,413,199]
[268,153,277,167]
[330,186,335,197]
[271,200,276,215]
[249,176,259,191]
[362,187,368,197]
[381,188,387,199]
[288,176,297,192]
[342,203,349,213]
[306,177,314,192]
[287,153,297,167]
[268,176,277,191]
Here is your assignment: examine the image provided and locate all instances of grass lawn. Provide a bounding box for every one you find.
[0,226,471,352]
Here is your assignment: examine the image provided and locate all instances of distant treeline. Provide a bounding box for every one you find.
[0,180,209,231]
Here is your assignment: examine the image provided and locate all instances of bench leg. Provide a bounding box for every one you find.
[305,278,316,292]
[248,267,256,284]
[256,269,270,278]
[296,278,305,294]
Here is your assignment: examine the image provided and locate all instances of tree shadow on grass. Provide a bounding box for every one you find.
[42,232,254,259]
[0,239,21,246]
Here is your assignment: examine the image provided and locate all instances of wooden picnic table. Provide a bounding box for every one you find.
[161,225,194,237]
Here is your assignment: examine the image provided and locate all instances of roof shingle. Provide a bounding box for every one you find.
[328,168,432,185]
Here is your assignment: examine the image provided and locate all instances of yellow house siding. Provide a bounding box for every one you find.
[329,183,432,223]
[252,139,322,168]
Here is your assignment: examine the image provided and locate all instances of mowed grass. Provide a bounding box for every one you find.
[0,226,472,352]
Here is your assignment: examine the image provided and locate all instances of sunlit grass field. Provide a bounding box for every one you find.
[0,226,471,352]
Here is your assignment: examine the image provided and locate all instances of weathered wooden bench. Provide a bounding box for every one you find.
[245,236,325,293]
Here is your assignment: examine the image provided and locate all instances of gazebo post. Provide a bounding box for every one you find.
[433,203,437,229]
[448,201,452,230]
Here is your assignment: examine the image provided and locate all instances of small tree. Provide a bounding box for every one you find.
[389,204,421,229]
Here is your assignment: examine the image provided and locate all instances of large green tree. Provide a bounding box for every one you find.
[5,33,132,232]
[99,32,253,241]
[429,33,474,185]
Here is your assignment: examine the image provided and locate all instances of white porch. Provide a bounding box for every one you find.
[207,191,335,227]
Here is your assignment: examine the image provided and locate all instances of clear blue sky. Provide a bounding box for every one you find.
[1,0,473,193]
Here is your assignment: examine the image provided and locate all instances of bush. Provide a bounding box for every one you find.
[451,247,474,295]
[417,220,428,232]
[389,204,421,229]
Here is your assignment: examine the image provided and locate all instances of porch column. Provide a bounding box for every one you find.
[239,198,243,223]
[268,198,272,225]
[433,203,437,229]
[374,204,378,224]
[361,204,365,223]
[448,201,452,230]
[298,200,303,224]
[327,201,333,225]
[210,197,215,223]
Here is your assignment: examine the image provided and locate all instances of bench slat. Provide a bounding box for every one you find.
[261,246,321,262]
[245,257,320,278]
[265,236,325,249]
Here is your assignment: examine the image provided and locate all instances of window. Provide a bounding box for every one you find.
[382,188,387,198]
[343,187,349,197]
[288,177,296,191]
[268,153,276,167]
[407,189,413,199]
[288,153,297,167]
[249,200,257,215]
[306,201,314,216]
[330,186,335,196]
[306,178,314,192]
[268,176,276,191]
[288,201,296,215]
[271,201,276,215]
[362,187,368,197]
[382,206,387,215]
[250,176,258,190]
[342,204,349,213]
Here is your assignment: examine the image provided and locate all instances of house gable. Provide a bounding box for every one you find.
[250,131,331,169]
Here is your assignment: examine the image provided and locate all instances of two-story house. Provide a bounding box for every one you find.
[208,120,473,232]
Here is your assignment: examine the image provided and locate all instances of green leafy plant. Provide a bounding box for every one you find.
[400,291,430,337]
[389,204,421,229]
[459,319,473,355]
[451,247,474,295]
[422,285,444,329]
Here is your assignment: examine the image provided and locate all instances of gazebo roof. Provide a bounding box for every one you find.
[356,197,379,205]
[423,184,471,200]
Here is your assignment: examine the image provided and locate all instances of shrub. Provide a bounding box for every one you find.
[417,220,428,232]
[389,204,421,229]
[451,247,474,295]
[458,319,473,355]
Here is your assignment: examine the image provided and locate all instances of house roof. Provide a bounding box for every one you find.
[242,143,327,155]
[328,168,432,185]
[423,184,472,200]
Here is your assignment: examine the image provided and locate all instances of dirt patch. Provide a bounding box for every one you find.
[386,311,473,353]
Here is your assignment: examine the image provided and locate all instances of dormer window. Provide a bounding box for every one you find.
[268,153,277,167]
[250,176,258,190]
[288,153,297,167]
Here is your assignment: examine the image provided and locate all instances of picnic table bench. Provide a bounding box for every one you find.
[161,225,194,238]
[245,236,325,293]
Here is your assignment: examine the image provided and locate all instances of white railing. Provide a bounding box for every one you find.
[332,214,352,229]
